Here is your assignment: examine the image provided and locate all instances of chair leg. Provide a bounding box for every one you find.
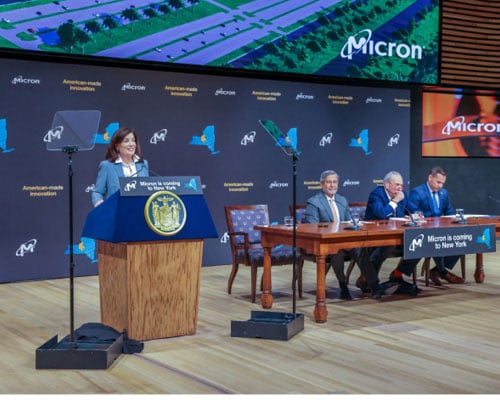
[345,259,356,284]
[251,265,258,303]
[227,263,239,294]
[460,255,466,280]
[325,258,332,276]
[422,258,431,286]
[297,258,304,298]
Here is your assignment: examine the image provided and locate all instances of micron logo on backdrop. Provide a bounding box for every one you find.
[269,181,289,189]
[121,82,146,91]
[340,29,424,62]
[150,128,168,144]
[11,75,41,85]
[240,131,256,145]
[16,239,37,257]
[214,88,236,96]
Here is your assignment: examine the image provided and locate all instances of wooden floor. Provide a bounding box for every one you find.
[2,252,500,395]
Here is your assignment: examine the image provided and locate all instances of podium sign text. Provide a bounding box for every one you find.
[119,176,202,196]
[403,224,496,259]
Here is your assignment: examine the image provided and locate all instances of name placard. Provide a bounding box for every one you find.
[403,224,496,259]
[119,176,203,196]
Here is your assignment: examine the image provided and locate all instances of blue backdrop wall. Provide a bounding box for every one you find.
[0,57,411,283]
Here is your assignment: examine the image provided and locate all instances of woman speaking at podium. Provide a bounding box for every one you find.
[91,126,149,207]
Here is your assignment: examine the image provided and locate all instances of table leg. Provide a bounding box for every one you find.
[314,255,328,323]
[260,245,273,308]
[474,253,485,283]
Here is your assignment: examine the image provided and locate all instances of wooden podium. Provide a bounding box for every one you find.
[82,176,218,341]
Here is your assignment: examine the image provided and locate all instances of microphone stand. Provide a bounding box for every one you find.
[343,204,361,231]
[402,207,418,227]
[452,209,467,224]
[489,195,500,204]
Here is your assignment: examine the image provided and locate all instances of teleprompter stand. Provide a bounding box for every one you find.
[35,110,122,369]
[231,311,304,341]
[231,122,304,340]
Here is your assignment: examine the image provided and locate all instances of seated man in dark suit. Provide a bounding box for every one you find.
[304,170,397,300]
[409,166,464,285]
[363,171,421,295]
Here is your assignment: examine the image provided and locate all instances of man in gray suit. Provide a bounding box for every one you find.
[304,170,397,300]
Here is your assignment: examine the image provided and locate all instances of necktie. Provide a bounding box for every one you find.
[432,192,440,216]
[329,198,340,222]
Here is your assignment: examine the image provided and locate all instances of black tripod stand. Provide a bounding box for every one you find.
[231,122,304,341]
[36,110,122,368]
[290,151,299,315]
[63,145,78,349]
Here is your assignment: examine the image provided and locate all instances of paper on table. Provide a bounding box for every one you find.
[441,214,491,218]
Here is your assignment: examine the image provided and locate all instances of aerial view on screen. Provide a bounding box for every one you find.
[0,0,439,83]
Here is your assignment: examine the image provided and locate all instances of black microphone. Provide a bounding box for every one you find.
[129,167,143,178]
[389,191,417,226]
[130,162,160,177]
[335,200,361,230]
[148,167,161,177]
[488,195,500,204]
[402,207,418,227]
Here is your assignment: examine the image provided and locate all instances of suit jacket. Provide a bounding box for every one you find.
[409,183,454,217]
[364,186,417,220]
[91,158,149,206]
[304,191,351,223]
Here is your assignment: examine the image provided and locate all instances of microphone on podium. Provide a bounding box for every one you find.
[389,192,417,227]
[402,207,418,227]
[130,163,160,177]
[452,208,467,224]
[335,200,361,230]
[488,195,500,204]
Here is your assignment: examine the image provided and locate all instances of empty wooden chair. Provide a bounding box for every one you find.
[225,204,303,303]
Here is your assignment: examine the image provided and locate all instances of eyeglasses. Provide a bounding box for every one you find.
[389,182,403,188]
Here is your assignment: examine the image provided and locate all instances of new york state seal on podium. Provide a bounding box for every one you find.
[144,190,187,236]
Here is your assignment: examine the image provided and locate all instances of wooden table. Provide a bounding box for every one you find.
[256,216,500,323]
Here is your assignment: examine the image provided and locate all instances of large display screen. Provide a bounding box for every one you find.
[0,0,440,84]
[422,90,500,157]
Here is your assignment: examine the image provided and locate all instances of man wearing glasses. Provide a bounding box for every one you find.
[305,170,398,300]
[362,171,421,295]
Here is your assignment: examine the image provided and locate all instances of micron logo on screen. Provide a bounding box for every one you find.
[341,29,424,61]
[441,116,500,136]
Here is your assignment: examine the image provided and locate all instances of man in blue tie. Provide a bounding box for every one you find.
[409,166,464,285]
[363,171,421,295]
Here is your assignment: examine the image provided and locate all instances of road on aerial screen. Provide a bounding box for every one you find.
[1,0,165,50]
[1,0,342,65]
[100,0,343,64]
